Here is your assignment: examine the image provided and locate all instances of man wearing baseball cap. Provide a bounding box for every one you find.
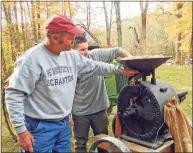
[5,14,138,152]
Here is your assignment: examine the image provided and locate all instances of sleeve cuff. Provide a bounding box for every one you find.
[15,125,27,134]
[116,66,124,74]
[121,50,128,55]
[117,47,127,56]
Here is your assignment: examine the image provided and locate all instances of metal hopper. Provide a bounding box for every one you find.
[116,56,171,73]
[116,56,171,84]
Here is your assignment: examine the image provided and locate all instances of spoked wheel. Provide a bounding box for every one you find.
[89,137,131,153]
[2,78,17,141]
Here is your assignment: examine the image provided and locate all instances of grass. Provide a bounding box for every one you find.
[1,65,192,152]
[156,65,192,119]
[1,112,19,152]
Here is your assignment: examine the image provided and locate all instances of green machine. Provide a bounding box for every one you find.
[105,61,129,114]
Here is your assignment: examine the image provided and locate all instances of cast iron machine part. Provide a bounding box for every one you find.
[113,56,189,149]
[89,137,131,153]
[89,56,192,152]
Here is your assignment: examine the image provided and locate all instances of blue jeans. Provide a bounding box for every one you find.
[21,115,71,152]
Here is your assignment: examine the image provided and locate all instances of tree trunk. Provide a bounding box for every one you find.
[189,31,192,62]
[86,2,91,30]
[131,27,140,55]
[61,1,64,14]
[31,1,38,42]
[26,1,35,46]
[139,1,148,55]
[46,1,49,18]
[36,0,41,39]
[1,48,7,80]
[24,3,30,49]
[3,2,16,61]
[190,3,193,61]
[176,32,182,64]
[68,2,72,19]
[13,2,19,35]
[175,3,184,64]
[109,2,113,47]
[114,1,122,47]
[20,1,27,51]
[26,2,32,24]
[103,2,110,47]
[13,2,21,56]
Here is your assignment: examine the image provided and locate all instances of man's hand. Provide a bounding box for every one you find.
[69,115,74,127]
[121,52,133,58]
[18,131,34,152]
[122,68,138,77]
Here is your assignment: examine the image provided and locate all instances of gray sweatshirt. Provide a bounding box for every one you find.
[72,47,127,115]
[5,43,124,134]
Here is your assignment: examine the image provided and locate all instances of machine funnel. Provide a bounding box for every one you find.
[116,56,171,73]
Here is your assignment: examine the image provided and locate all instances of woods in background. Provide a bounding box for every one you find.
[1,1,192,82]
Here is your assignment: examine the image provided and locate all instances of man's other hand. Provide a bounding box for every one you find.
[122,52,133,58]
[18,131,34,152]
[122,68,138,77]
[69,115,74,127]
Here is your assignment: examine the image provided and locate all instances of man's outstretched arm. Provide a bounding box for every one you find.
[90,47,132,63]
[74,51,138,77]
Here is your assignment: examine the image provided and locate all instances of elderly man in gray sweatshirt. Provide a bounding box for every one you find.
[72,35,133,153]
[5,14,138,153]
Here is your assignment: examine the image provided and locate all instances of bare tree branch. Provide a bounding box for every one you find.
[129,27,140,44]
[155,4,173,20]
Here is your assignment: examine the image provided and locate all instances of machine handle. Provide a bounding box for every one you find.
[177,91,188,103]
[159,87,168,92]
